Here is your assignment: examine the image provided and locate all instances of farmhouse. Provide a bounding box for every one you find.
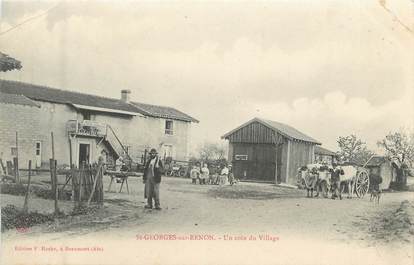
[0,79,198,169]
[222,117,321,185]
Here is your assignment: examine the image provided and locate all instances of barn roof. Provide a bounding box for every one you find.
[0,79,198,122]
[314,145,337,156]
[0,92,40,107]
[222,117,321,144]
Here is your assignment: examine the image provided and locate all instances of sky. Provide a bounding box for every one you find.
[0,0,413,154]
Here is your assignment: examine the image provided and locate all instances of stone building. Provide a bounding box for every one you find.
[0,79,198,169]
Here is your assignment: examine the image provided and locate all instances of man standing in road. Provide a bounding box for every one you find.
[143,148,164,210]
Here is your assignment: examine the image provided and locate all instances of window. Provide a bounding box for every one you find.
[11,147,17,157]
[82,111,91,120]
[235,155,248,161]
[162,145,173,158]
[35,142,41,155]
[165,120,173,135]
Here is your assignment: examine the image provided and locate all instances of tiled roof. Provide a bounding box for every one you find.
[314,145,337,156]
[222,117,321,144]
[365,156,388,167]
[0,79,198,122]
[0,92,40,107]
[132,102,199,123]
[259,118,321,144]
[0,79,142,114]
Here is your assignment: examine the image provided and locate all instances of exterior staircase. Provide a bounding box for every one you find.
[104,125,133,165]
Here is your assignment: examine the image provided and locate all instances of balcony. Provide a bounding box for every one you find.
[67,120,107,137]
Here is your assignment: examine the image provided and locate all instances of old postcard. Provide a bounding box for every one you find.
[0,1,413,264]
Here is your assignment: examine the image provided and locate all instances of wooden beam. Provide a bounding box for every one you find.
[51,132,55,160]
[285,140,291,184]
[54,159,59,214]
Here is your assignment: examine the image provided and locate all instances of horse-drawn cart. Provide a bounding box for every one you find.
[298,163,371,198]
[353,166,370,198]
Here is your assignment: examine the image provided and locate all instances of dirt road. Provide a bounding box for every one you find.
[2,177,413,265]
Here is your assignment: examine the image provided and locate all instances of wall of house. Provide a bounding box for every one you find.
[93,113,191,162]
[0,102,44,169]
[380,163,393,190]
[36,102,78,167]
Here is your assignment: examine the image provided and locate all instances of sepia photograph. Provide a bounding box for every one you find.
[0,1,413,264]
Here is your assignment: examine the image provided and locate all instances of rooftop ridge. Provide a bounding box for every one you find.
[0,79,124,103]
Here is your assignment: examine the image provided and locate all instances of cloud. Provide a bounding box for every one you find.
[0,1,412,154]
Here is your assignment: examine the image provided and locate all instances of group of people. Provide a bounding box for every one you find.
[107,148,240,211]
[190,164,237,186]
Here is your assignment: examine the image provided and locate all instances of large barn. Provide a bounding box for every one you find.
[222,118,321,185]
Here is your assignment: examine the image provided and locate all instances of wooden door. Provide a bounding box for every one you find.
[232,143,275,182]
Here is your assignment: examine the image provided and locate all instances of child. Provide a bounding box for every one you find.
[190,166,200,184]
[228,164,236,185]
[219,165,229,185]
[200,164,209,185]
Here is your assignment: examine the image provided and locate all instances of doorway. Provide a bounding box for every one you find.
[79,143,90,165]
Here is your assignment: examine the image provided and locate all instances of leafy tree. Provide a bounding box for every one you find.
[0,52,22,72]
[377,129,414,168]
[336,134,375,165]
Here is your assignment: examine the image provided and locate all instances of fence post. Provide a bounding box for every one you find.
[87,162,103,206]
[22,160,32,213]
[50,159,55,194]
[72,167,77,208]
[54,159,59,214]
[78,162,85,207]
[13,157,19,184]
[15,131,20,183]
[6,161,12,176]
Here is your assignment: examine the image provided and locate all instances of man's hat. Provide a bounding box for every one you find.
[149,148,158,154]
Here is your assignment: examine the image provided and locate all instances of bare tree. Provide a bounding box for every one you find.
[337,134,375,165]
[197,142,227,161]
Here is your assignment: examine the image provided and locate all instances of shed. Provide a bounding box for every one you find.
[314,146,338,165]
[365,156,396,190]
[222,117,321,185]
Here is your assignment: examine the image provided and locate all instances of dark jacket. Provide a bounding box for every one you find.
[143,156,164,183]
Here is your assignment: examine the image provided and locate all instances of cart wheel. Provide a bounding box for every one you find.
[355,171,369,198]
[179,170,186,177]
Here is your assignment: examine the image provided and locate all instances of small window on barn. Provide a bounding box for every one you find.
[235,155,248,161]
[165,120,173,135]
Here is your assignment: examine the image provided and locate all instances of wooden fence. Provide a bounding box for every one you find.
[71,162,104,206]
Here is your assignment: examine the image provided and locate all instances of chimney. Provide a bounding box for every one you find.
[121,89,131,103]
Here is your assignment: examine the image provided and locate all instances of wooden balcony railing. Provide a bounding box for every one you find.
[67,120,107,137]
